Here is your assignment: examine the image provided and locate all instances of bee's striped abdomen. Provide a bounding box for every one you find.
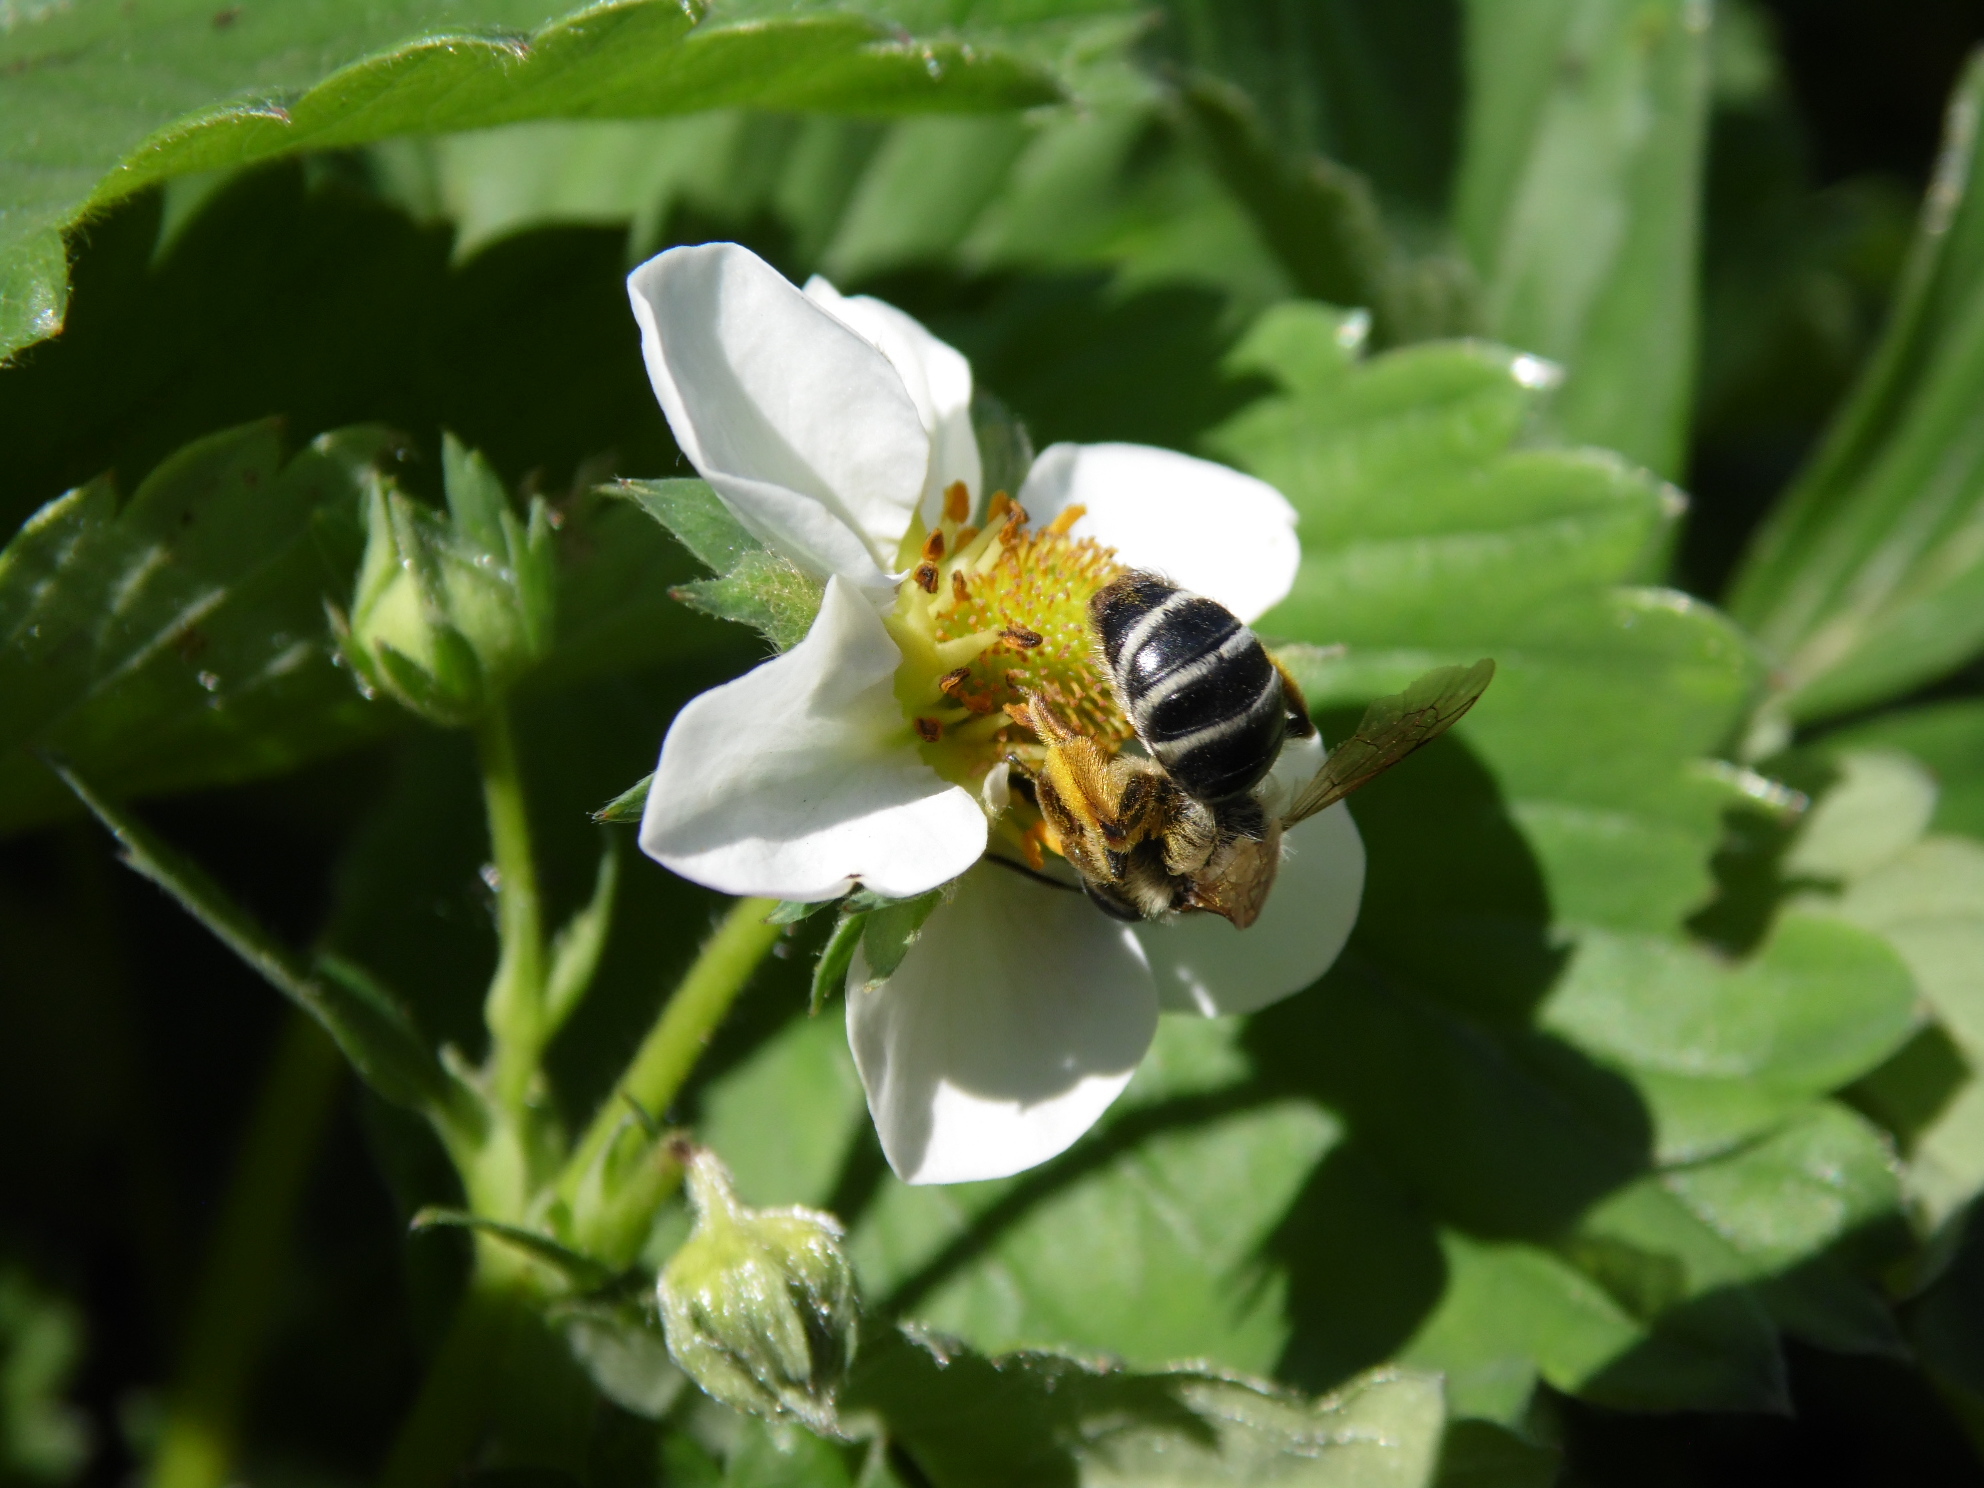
[1090,572,1286,802]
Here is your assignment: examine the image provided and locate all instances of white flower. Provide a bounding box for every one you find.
[628,242,1365,1186]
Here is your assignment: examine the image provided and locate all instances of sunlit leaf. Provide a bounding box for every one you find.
[0,0,1064,361]
[1454,0,1713,477]
[1727,53,1984,726]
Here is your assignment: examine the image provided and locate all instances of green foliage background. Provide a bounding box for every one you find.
[10,1,1984,1485]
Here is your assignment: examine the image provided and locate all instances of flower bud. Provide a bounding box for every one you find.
[657,1145,858,1437]
[335,435,554,726]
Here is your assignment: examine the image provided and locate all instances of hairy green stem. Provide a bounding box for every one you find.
[476,704,546,1112]
[148,1012,343,1488]
[381,898,781,1484]
[560,897,782,1205]
[377,1243,531,1488]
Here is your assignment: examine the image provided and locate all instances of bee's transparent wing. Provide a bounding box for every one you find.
[1281,659,1496,827]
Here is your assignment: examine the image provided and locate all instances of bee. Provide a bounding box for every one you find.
[1010,571,1495,928]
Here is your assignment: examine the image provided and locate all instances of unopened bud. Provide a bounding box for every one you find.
[334,435,554,726]
[657,1145,858,1437]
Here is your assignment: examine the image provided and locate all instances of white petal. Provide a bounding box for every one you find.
[1136,733,1366,1016]
[628,243,927,592]
[639,578,986,900]
[805,277,984,522]
[847,865,1157,1184]
[1016,443,1299,622]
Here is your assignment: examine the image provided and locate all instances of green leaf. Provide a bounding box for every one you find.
[846,1323,1447,1488]
[0,226,66,368]
[1454,0,1713,476]
[0,420,396,834]
[1725,53,1984,725]
[0,0,1063,361]
[1826,831,1984,1229]
[1224,307,1743,934]
[852,1019,1334,1376]
[614,476,825,650]
[1538,914,1917,1162]
[52,763,453,1114]
[1824,700,1984,843]
[1177,78,1402,339]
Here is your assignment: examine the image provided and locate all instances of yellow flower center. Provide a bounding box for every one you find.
[884,483,1131,795]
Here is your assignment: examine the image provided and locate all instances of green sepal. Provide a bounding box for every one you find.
[593,773,651,824]
[858,889,945,986]
[610,478,824,650]
[610,477,758,573]
[544,841,620,1038]
[672,555,823,653]
[409,1207,615,1292]
[971,389,1035,505]
[767,898,839,926]
[811,912,867,1015]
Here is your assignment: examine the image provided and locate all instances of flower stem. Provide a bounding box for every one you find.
[148,1012,343,1488]
[376,1244,531,1488]
[475,703,545,1112]
[559,897,782,1207]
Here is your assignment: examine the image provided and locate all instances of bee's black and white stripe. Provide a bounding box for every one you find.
[1090,572,1285,803]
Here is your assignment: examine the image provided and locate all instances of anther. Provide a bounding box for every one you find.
[953,524,978,548]
[937,666,972,697]
[922,529,945,561]
[1044,503,1087,537]
[1002,626,1043,650]
[913,563,939,593]
[986,491,1012,524]
[950,570,970,603]
[944,481,971,523]
[913,717,942,743]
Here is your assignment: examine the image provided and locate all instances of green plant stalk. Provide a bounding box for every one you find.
[382,898,781,1484]
[476,704,546,1114]
[377,1238,535,1488]
[148,1012,344,1488]
[559,897,782,1210]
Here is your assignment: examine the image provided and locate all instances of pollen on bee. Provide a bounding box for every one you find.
[914,717,943,742]
[944,481,971,523]
[1020,819,1049,872]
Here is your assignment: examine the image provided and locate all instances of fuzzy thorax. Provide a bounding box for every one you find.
[885,484,1131,792]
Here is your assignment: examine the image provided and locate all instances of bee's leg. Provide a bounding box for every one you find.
[1019,696,1127,887]
[1159,793,1220,876]
[1272,655,1316,739]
